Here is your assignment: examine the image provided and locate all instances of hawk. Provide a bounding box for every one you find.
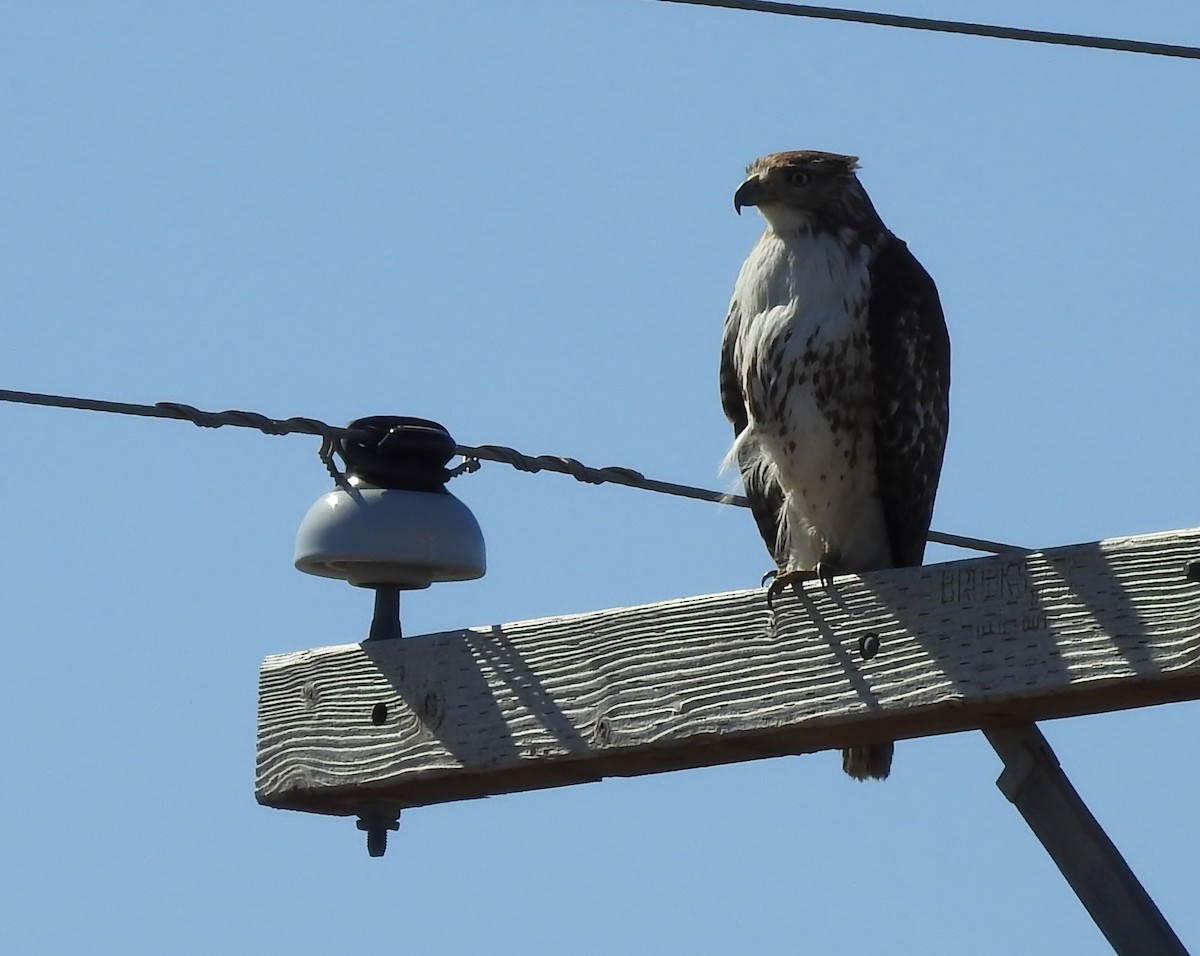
[720,150,950,780]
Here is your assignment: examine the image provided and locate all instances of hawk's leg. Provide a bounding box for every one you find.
[764,558,841,610]
[765,568,814,610]
[815,558,838,588]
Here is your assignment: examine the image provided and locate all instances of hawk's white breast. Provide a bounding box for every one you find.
[729,226,892,573]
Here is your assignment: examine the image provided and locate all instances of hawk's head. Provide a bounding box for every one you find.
[734,151,880,235]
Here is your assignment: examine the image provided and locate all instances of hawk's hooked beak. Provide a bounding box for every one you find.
[733,176,763,216]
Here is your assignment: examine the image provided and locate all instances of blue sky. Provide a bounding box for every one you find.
[3,2,1199,953]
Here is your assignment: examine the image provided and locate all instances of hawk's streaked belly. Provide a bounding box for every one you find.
[729,228,892,573]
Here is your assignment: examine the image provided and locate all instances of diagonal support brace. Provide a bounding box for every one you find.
[984,722,1188,956]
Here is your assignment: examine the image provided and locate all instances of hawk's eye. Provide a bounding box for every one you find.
[789,170,811,187]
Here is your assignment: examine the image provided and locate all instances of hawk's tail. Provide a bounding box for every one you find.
[842,742,894,781]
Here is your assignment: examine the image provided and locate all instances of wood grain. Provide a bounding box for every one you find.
[257,527,1200,815]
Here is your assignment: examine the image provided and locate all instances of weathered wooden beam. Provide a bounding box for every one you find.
[985,723,1188,956]
[257,527,1200,816]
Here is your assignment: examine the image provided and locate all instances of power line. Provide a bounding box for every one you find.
[455,442,735,506]
[653,0,1200,60]
[451,443,1022,555]
[0,389,365,440]
[0,386,1020,555]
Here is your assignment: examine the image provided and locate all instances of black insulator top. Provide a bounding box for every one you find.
[339,417,456,492]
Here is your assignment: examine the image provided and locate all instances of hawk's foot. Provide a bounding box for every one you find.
[765,568,813,610]
[815,559,839,589]
[764,560,842,609]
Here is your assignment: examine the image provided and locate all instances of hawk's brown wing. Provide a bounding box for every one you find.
[866,235,951,570]
[720,301,787,566]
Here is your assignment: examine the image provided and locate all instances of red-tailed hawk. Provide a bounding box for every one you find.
[720,150,950,780]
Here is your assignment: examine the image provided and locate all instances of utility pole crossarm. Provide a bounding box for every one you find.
[256,527,1200,816]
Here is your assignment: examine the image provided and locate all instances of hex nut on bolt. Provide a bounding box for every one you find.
[859,632,881,660]
[356,812,401,858]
